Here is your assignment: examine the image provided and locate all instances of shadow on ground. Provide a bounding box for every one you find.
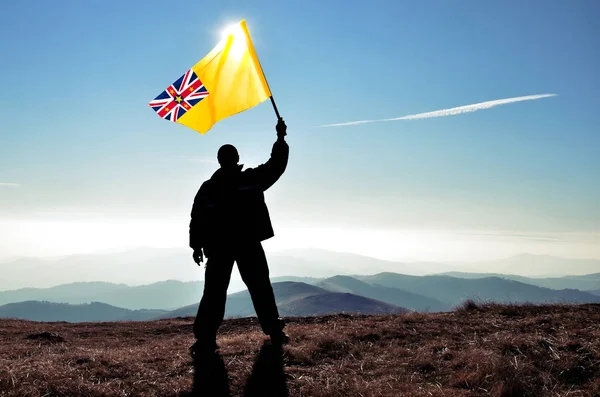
[243,342,289,397]
[181,341,288,397]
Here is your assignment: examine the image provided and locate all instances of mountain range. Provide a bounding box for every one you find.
[356,273,599,306]
[317,275,449,311]
[1,271,599,322]
[0,280,204,310]
[439,271,600,292]
[156,281,406,319]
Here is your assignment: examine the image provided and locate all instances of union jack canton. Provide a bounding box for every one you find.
[149,69,209,122]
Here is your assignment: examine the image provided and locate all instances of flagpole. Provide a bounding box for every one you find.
[240,20,282,121]
[269,96,281,121]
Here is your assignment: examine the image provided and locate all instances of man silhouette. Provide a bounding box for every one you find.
[189,119,289,354]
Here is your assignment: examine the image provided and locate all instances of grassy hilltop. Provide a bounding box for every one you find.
[1,303,599,396]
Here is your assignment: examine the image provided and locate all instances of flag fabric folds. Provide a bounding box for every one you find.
[149,20,271,134]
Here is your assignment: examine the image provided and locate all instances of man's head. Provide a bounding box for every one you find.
[217,144,239,168]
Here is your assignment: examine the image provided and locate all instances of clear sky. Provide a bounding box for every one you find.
[0,0,599,263]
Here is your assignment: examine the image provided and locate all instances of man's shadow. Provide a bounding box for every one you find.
[243,341,289,397]
[183,341,288,397]
[184,349,229,397]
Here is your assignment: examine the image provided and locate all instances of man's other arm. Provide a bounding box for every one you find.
[189,182,209,264]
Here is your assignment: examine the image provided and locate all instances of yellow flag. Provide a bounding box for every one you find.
[149,20,271,134]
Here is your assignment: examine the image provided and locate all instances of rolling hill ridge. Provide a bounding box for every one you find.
[157,282,407,319]
[0,301,166,322]
[357,273,600,306]
[2,274,600,322]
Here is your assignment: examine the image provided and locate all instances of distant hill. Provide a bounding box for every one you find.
[157,281,408,319]
[589,289,600,296]
[223,282,331,318]
[154,302,198,319]
[439,272,600,291]
[278,292,406,316]
[100,280,203,310]
[273,281,330,303]
[357,273,600,306]
[318,276,449,312]
[158,282,331,319]
[0,282,128,306]
[0,301,166,322]
[0,280,204,310]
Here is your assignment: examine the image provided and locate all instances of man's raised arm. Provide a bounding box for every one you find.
[248,119,289,191]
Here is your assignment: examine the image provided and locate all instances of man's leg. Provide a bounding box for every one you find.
[193,253,235,347]
[236,242,285,338]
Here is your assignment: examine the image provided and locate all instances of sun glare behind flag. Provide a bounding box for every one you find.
[148,20,272,134]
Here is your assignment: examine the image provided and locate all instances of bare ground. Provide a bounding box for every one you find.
[1,303,599,396]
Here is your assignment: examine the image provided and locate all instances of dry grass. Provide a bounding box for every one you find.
[1,304,599,396]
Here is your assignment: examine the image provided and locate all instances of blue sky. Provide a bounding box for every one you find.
[0,0,599,261]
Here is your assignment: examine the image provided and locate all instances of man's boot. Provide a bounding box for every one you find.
[189,339,218,362]
[269,330,290,345]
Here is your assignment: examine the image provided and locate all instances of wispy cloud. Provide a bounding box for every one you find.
[0,183,20,187]
[320,94,557,127]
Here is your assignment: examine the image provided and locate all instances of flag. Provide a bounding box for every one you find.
[149,20,271,134]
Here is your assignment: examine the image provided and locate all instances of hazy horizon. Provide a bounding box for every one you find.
[1,219,599,262]
[3,241,600,262]
[1,244,599,292]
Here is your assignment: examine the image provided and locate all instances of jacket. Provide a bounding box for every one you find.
[189,138,289,255]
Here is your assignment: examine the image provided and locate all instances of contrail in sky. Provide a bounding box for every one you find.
[320,94,557,127]
[0,183,20,187]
